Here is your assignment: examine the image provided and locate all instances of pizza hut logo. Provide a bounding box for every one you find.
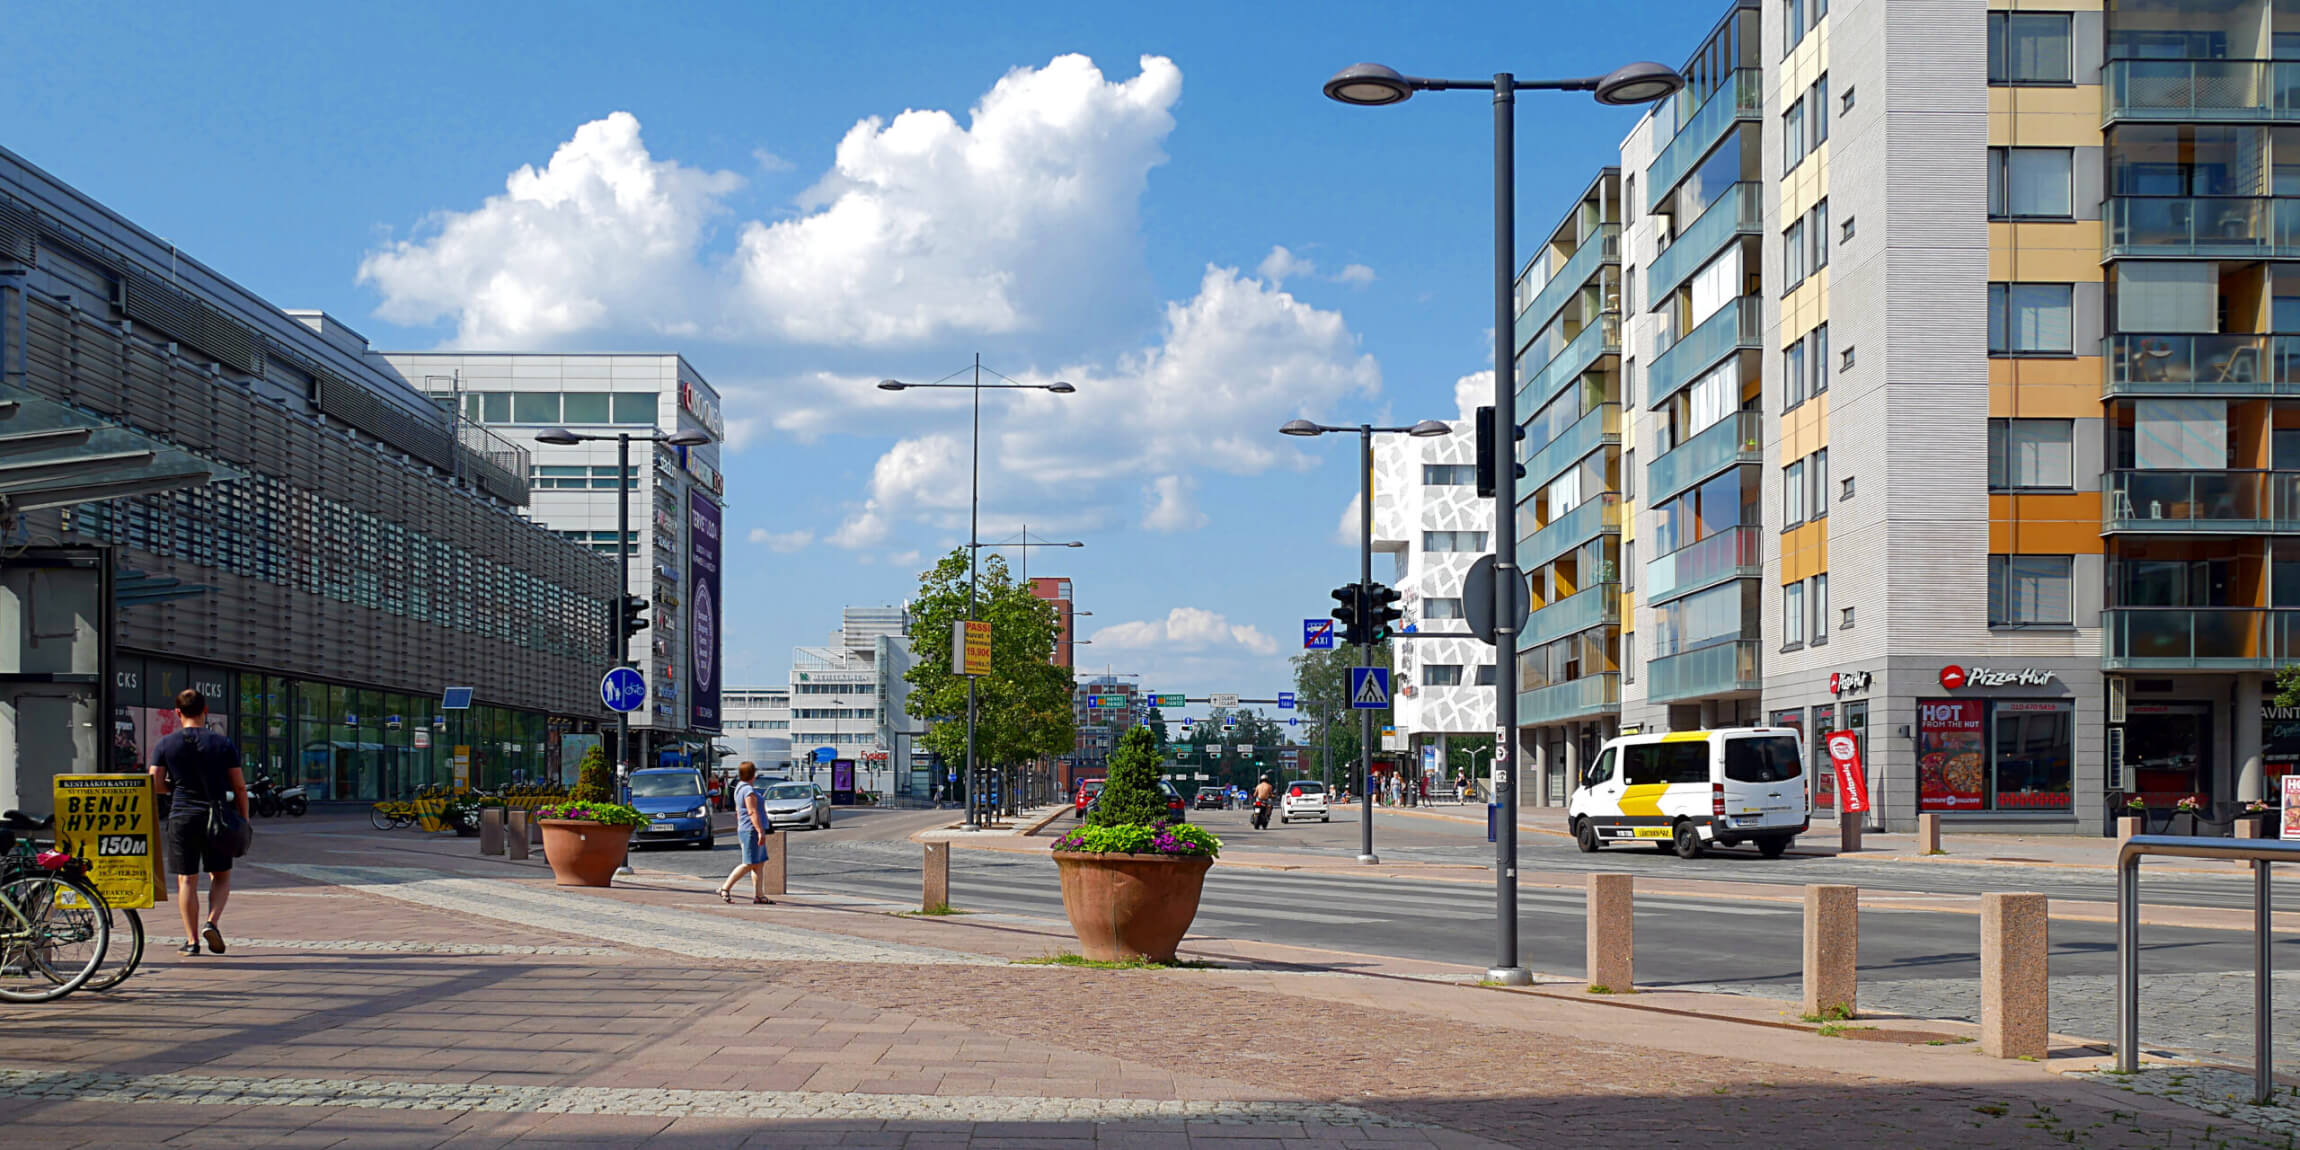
[1939,665,1968,690]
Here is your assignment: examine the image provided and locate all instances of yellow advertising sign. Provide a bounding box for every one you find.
[955,620,993,677]
[51,774,159,910]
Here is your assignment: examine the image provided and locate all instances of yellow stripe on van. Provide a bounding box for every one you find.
[1619,783,1671,817]
[1661,732,1710,743]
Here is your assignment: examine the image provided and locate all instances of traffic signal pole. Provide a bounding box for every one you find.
[1356,425,1378,865]
[616,431,632,792]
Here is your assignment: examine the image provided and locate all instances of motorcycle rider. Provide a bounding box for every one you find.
[1250,775,1277,830]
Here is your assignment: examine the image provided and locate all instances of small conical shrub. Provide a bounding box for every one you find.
[1087,726,1170,827]
[570,744,615,803]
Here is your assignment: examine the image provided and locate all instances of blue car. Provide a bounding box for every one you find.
[627,767,716,850]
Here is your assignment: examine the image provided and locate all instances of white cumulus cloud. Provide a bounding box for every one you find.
[1452,370,1492,423]
[1141,475,1206,532]
[1092,608,1278,657]
[748,528,814,552]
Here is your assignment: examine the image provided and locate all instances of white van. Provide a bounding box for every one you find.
[1567,728,1809,859]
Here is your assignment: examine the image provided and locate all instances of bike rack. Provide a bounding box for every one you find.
[2117,834,2299,1103]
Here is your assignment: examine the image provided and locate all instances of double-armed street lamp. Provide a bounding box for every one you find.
[877,356,1076,829]
[1321,58,1683,983]
[536,424,714,791]
[1279,417,1448,864]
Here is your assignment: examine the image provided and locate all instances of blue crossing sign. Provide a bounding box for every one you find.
[1348,666,1391,709]
[1304,619,1335,650]
[1277,692,1296,709]
[601,667,647,713]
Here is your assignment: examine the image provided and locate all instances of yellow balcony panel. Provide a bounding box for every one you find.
[1989,356,2103,417]
[1989,492,2106,554]
[1989,87,2108,147]
[1988,221,2107,281]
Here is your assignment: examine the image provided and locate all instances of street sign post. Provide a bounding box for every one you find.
[1278,692,1296,709]
[1087,694,1128,709]
[1303,619,1335,649]
[1152,693,1186,707]
[1349,666,1391,709]
[1461,554,1531,646]
[601,668,647,713]
[1210,693,1240,708]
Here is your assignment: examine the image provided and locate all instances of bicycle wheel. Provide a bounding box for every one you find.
[370,805,395,830]
[84,907,143,992]
[0,872,110,1002]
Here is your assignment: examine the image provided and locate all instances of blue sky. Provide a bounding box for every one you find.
[4,0,1720,703]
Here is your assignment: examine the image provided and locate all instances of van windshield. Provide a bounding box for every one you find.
[1725,736,1804,783]
[1624,742,1709,786]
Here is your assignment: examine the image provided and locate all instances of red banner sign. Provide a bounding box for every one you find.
[1824,730,1871,814]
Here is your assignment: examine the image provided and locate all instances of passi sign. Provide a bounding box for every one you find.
[1824,730,1871,814]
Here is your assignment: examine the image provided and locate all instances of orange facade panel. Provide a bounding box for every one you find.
[1988,356,2103,418]
[1989,492,2105,554]
[1782,520,1829,583]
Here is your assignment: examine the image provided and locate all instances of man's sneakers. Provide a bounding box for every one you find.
[202,923,226,954]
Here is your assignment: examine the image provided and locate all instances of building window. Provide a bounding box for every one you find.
[1784,459,1808,526]
[1811,199,1829,270]
[1785,0,1805,54]
[1988,283,2074,355]
[1988,11,2073,86]
[613,394,656,424]
[1841,605,1856,629]
[1423,664,1464,687]
[1988,148,2074,220]
[1841,215,1856,242]
[1423,531,1489,552]
[1841,475,1855,500]
[1988,554,2075,626]
[1811,449,1829,518]
[1811,324,1829,393]
[1785,339,1808,408]
[1987,419,2075,490]
[1812,74,1829,146]
[1810,573,1829,647]
[1841,84,1854,113]
[1784,581,1807,646]
[1475,664,1496,686]
[1784,97,1807,173]
[1424,597,1465,620]
[1841,345,1856,371]
[511,393,561,423]
[1784,217,1808,289]
[1423,464,1477,485]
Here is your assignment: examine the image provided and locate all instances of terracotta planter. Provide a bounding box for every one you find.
[537,820,635,887]
[1052,850,1212,963]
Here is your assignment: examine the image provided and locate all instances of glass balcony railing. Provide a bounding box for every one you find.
[1522,403,1620,490]
[2105,470,2300,532]
[2104,333,2300,395]
[1648,410,1763,505]
[1645,182,1762,311]
[2103,608,2300,669]
[1646,69,1761,209]
[1521,583,1621,649]
[1645,640,1761,702]
[1520,491,1622,571]
[2104,59,2300,122]
[1645,526,1763,604]
[1514,225,1619,351]
[1519,312,1619,412]
[1518,673,1621,724]
[1648,296,1759,407]
[2105,197,2300,258]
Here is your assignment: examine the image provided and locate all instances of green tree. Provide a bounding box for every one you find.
[1292,643,1392,776]
[904,549,1076,791]
[1089,726,1168,826]
[570,744,614,803]
[1145,705,1170,748]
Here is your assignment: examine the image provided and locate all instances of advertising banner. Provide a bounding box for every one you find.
[831,759,857,806]
[52,774,159,909]
[688,493,723,732]
[1917,700,1987,811]
[1824,730,1871,814]
[954,620,993,676]
[2284,774,2300,840]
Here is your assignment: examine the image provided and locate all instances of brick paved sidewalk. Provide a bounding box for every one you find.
[0,838,2287,1147]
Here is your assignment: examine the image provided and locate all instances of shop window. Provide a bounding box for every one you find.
[1994,701,2074,810]
[1989,554,2075,625]
[1988,148,2074,220]
[1988,11,2072,85]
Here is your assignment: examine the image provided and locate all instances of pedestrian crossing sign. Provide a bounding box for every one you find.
[1349,666,1391,709]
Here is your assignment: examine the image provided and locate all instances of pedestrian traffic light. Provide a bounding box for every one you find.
[1474,405,1526,499]
[1366,582,1404,643]
[618,593,651,639]
[1331,582,1366,646]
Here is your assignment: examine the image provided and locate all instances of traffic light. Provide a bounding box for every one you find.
[1474,405,1526,499]
[1365,582,1404,643]
[1331,582,1366,646]
[618,593,651,639]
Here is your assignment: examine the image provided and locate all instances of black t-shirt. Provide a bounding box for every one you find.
[154,727,239,808]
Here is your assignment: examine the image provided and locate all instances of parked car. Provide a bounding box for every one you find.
[1073,778,1104,818]
[1279,780,1330,823]
[760,781,832,830]
[1083,779,1187,823]
[1192,788,1228,810]
[628,767,715,850]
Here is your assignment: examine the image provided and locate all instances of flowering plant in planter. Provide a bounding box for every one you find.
[2175,794,2207,814]
[2125,795,2148,812]
[532,800,647,828]
[1050,822,1221,858]
[2244,799,2277,815]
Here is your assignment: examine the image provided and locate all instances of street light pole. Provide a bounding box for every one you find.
[616,432,632,790]
[1321,57,1684,985]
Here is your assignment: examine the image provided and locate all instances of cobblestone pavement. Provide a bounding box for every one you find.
[2077,1067,2300,1141]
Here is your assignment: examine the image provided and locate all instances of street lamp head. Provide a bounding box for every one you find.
[1407,419,1452,438]
[665,428,713,447]
[1064,541,1085,548]
[1279,419,1326,437]
[1046,381,1076,394]
[1324,63,1416,106]
[1593,61,1685,106]
[534,427,585,446]
[876,379,907,391]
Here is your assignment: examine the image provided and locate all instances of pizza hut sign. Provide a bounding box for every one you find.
[1829,670,1872,696]
[1939,664,2058,690]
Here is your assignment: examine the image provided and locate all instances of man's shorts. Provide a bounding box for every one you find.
[164,809,234,875]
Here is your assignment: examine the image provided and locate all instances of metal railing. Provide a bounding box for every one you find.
[2118,834,2292,1102]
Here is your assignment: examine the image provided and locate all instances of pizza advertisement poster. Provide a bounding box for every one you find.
[1917,699,1987,812]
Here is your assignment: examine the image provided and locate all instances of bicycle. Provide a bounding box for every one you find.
[369,799,418,830]
[0,811,113,1002]
[4,812,143,993]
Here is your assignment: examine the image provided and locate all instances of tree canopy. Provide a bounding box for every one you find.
[904,549,1076,776]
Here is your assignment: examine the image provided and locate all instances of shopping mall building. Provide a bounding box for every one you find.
[0,142,639,805]
[1506,0,2300,834]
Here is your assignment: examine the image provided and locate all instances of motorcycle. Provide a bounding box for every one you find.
[250,768,307,818]
[1252,797,1273,830]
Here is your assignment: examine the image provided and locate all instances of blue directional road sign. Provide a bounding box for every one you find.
[1303,619,1335,650]
[601,667,647,713]
[1348,666,1391,709]
[1277,692,1296,709]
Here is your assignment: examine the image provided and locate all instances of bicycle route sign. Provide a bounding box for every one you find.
[601,667,647,713]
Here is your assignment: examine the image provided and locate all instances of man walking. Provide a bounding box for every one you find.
[148,689,247,956]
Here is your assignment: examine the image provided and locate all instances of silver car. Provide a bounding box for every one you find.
[760,781,831,830]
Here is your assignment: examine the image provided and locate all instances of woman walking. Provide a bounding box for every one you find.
[715,763,774,904]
